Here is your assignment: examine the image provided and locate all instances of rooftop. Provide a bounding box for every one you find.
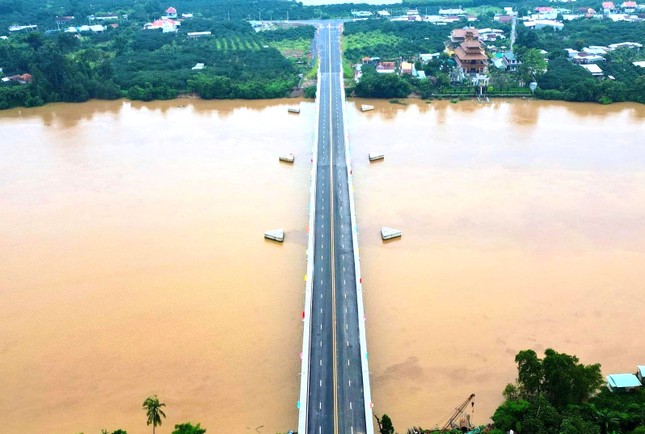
[607,374,642,389]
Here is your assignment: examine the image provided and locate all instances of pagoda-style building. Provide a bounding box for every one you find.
[451,30,488,75]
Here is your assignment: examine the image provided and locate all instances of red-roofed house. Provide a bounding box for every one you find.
[535,6,553,13]
[376,62,396,73]
[602,1,615,12]
[144,18,180,32]
[1,73,33,84]
[494,14,514,23]
[621,1,637,12]
[165,6,177,18]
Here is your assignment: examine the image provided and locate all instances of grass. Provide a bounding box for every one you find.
[306,58,319,80]
[267,37,311,58]
[464,5,504,16]
[342,31,402,55]
[342,58,353,79]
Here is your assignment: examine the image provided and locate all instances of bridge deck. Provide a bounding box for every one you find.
[298,22,374,434]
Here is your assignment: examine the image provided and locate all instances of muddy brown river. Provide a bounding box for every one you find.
[1,98,644,434]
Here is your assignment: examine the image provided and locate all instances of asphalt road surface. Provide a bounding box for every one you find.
[307,22,367,434]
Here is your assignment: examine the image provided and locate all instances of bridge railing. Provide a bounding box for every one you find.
[297,27,323,434]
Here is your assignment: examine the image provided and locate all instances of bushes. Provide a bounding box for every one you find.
[354,70,411,98]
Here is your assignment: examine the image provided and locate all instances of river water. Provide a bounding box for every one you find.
[1,98,644,434]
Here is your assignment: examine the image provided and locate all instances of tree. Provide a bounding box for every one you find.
[515,349,543,397]
[376,414,394,434]
[518,48,547,82]
[171,423,206,434]
[542,349,603,408]
[491,399,530,432]
[560,415,600,434]
[591,406,622,434]
[143,395,167,434]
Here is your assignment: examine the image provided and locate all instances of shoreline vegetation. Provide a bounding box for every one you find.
[81,349,645,434]
[1,1,644,110]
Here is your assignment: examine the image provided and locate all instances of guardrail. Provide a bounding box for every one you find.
[296,27,323,434]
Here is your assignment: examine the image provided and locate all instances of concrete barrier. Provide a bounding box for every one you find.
[296,30,322,434]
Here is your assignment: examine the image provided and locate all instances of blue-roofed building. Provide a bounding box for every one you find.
[607,373,642,392]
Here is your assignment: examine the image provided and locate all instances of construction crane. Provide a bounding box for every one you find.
[441,393,475,432]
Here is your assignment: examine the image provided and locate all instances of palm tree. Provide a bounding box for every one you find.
[143,395,166,434]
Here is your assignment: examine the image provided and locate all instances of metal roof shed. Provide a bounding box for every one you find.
[607,374,642,392]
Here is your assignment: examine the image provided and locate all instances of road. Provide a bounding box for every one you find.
[306,23,368,434]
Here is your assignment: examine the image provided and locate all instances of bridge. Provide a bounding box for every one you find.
[297,23,375,434]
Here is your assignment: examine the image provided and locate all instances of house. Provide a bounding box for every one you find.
[8,25,38,32]
[351,11,373,18]
[89,15,118,22]
[583,46,608,55]
[621,1,637,12]
[607,374,642,392]
[353,64,363,82]
[479,28,506,42]
[524,19,564,30]
[502,51,521,71]
[439,7,466,15]
[144,18,180,32]
[65,25,105,33]
[406,9,420,20]
[562,13,584,20]
[608,42,643,50]
[565,48,580,57]
[452,30,488,75]
[164,7,177,19]
[377,10,390,17]
[419,53,440,63]
[572,52,606,63]
[191,63,205,70]
[400,61,414,75]
[376,61,396,73]
[533,6,559,18]
[580,63,604,76]
[494,15,515,23]
[1,73,33,84]
[602,1,616,12]
[55,16,75,26]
